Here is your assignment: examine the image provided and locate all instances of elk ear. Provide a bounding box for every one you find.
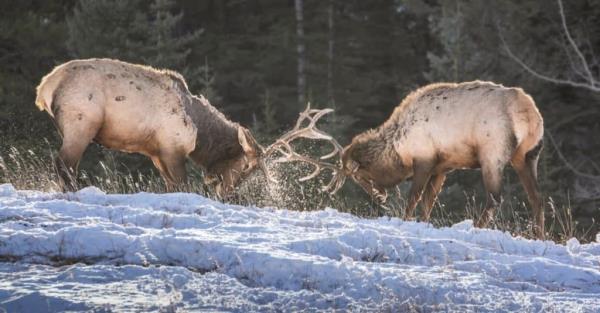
[238,127,257,155]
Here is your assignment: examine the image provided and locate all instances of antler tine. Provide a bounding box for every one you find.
[266,104,343,160]
[272,142,346,193]
[290,103,330,131]
[291,104,312,131]
[323,171,347,194]
[301,106,343,161]
[305,108,334,128]
[273,141,340,183]
[265,104,348,194]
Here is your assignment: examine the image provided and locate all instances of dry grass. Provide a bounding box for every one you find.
[0,145,595,243]
[0,145,58,191]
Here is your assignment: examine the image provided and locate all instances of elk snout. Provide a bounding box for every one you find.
[342,148,385,202]
[352,173,388,203]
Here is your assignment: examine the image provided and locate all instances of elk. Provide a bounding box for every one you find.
[277,81,545,239]
[35,58,271,197]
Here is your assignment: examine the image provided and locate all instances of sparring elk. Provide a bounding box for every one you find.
[275,81,545,239]
[36,58,271,197]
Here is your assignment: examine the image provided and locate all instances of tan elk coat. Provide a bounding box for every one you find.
[36,58,264,196]
[342,81,545,238]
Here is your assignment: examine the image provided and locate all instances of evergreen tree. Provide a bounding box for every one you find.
[196,57,221,104]
[0,0,73,142]
[423,0,499,82]
[67,0,205,91]
[131,0,202,70]
[67,0,142,61]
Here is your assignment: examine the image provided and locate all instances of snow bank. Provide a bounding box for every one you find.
[0,183,599,312]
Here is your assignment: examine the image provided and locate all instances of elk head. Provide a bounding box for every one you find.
[207,127,274,198]
[340,141,389,204]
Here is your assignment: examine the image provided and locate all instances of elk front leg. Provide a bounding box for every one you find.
[405,161,433,220]
[161,154,187,192]
[419,173,447,222]
[151,153,187,192]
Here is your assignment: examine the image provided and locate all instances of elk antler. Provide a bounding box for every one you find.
[265,104,347,193]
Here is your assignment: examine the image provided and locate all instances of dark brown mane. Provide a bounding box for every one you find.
[185,96,243,171]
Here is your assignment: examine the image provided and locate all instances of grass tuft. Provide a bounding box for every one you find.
[0,145,595,243]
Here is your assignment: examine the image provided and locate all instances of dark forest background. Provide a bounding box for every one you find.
[1,0,599,239]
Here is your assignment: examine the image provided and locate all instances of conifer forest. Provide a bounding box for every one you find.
[1,0,599,241]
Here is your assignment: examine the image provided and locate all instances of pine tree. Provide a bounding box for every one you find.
[67,0,213,96]
[196,57,221,104]
[67,0,142,61]
[424,0,497,82]
[0,0,72,141]
[131,0,202,69]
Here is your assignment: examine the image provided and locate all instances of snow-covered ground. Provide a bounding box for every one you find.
[0,183,599,312]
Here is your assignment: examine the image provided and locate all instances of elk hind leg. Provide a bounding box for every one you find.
[513,140,544,239]
[55,121,100,192]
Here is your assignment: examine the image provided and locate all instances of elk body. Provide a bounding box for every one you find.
[341,81,545,238]
[36,58,267,196]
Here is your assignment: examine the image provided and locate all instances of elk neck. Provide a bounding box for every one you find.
[352,128,403,173]
[185,96,244,170]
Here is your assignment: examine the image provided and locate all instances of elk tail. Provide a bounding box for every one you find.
[35,92,51,115]
[35,66,65,118]
[510,89,544,166]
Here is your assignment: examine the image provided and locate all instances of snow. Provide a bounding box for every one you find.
[0,183,599,312]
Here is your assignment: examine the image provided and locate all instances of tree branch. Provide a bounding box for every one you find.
[549,108,600,131]
[497,1,600,93]
[499,32,600,93]
[556,0,596,88]
[546,131,600,180]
